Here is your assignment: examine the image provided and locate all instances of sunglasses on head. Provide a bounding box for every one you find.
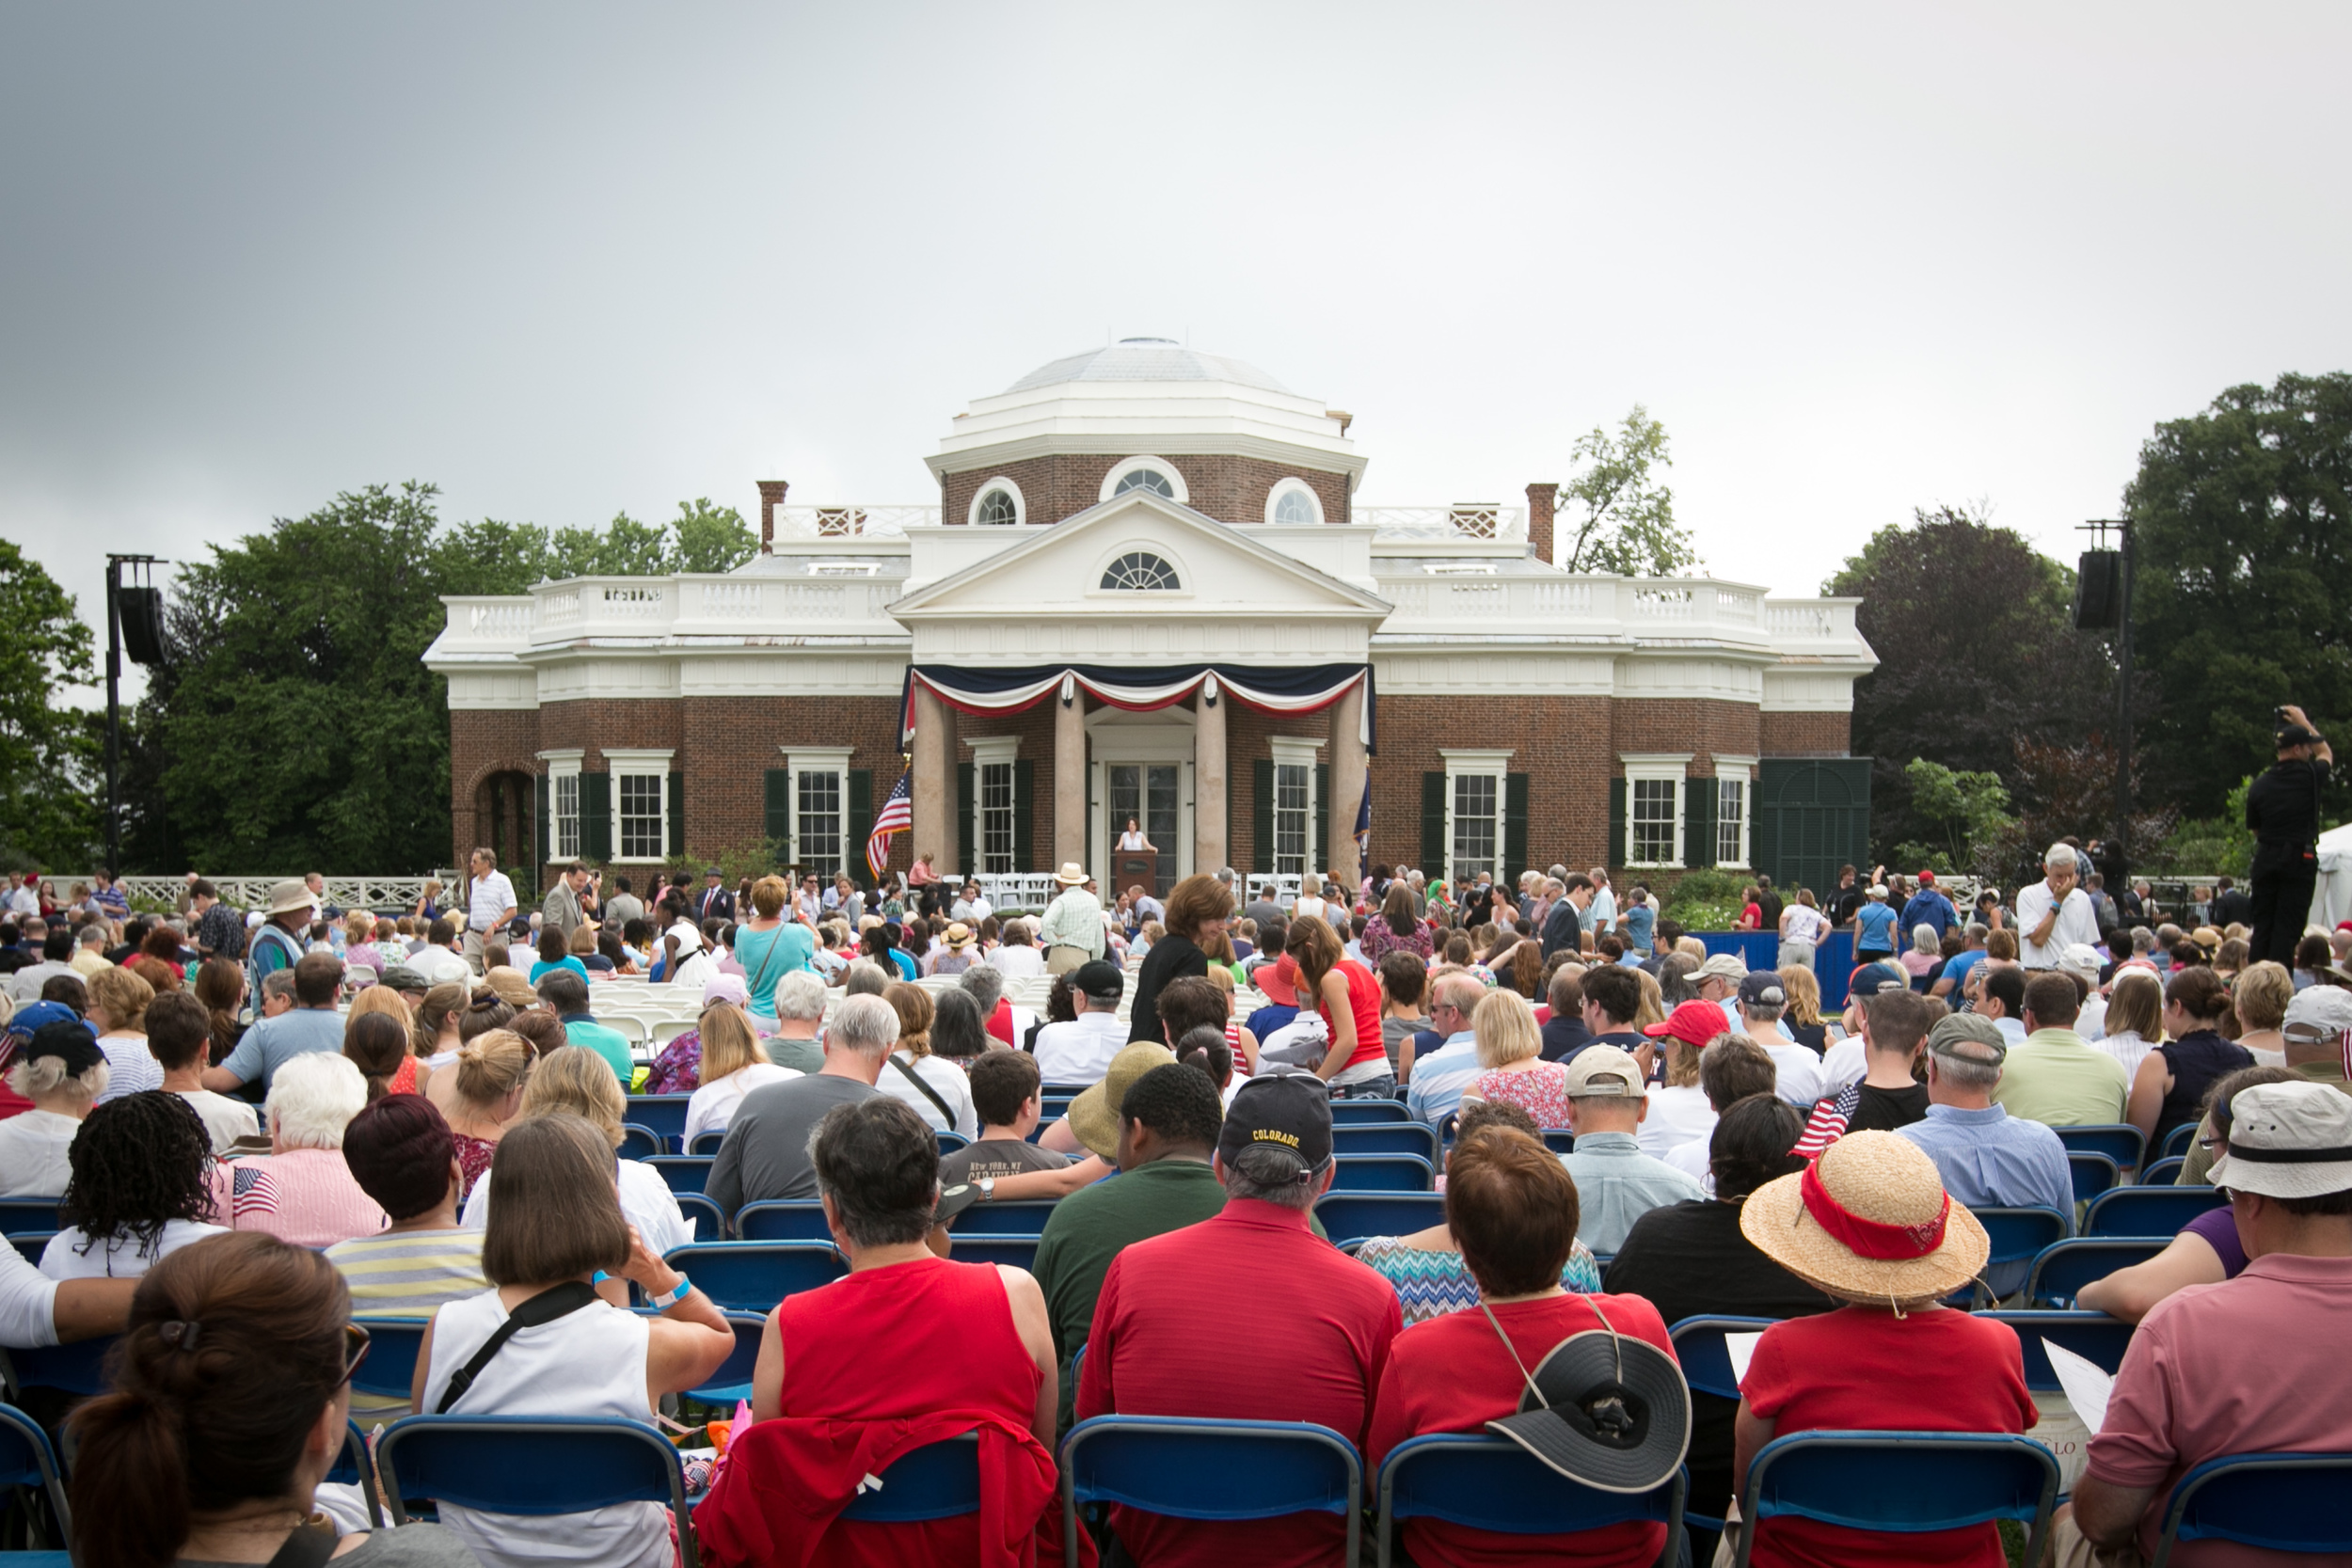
[340,1323,372,1386]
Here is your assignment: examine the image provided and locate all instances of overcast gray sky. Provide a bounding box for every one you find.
[8,3,2349,702]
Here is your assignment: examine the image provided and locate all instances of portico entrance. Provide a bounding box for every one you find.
[1089,718,1193,898]
[1106,763,1181,897]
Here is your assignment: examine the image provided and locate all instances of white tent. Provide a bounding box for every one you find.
[2312,821,2352,932]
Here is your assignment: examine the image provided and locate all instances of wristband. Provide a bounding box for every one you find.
[647,1277,692,1310]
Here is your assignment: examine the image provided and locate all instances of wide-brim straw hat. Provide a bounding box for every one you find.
[1065,1042,1177,1158]
[265,878,316,917]
[1054,863,1089,886]
[1740,1131,1989,1304]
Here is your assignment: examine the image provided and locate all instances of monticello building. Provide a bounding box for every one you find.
[425,341,1878,902]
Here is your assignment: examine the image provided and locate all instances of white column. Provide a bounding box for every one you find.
[1056,689,1087,874]
[1194,687,1227,876]
[912,685,956,876]
[1326,681,1365,894]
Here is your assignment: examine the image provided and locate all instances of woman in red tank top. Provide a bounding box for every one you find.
[1286,912,1396,1099]
[693,1096,1083,1568]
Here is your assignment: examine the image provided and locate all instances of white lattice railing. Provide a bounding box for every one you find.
[1359,505,1529,543]
[96,877,453,914]
[772,505,942,538]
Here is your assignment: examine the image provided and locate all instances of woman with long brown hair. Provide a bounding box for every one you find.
[1285,911,1394,1099]
[192,956,248,1067]
[1359,881,1432,963]
[67,1231,476,1567]
[1127,874,1228,1046]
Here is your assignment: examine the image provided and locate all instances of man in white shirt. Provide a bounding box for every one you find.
[4,875,36,919]
[460,847,517,973]
[1032,960,1131,1085]
[1695,953,1793,1042]
[1736,971,1824,1108]
[1040,864,1107,975]
[2014,841,2100,970]
[2059,943,2108,1039]
[1404,974,1488,1128]
[1585,867,1617,939]
[408,917,471,987]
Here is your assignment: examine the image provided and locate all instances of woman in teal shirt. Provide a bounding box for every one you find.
[527,926,591,985]
[732,875,817,1022]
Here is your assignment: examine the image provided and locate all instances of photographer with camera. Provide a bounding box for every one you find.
[2247,704,2333,964]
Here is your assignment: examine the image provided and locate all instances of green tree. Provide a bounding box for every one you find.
[2125,372,2352,818]
[669,499,757,574]
[1556,405,1699,575]
[0,542,101,869]
[1896,758,2015,874]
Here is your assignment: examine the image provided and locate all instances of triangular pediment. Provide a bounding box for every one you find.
[890,492,1390,622]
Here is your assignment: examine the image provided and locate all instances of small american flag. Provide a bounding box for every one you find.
[866,768,913,881]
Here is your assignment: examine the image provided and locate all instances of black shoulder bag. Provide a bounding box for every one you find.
[890,1053,959,1126]
[434,1280,602,1415]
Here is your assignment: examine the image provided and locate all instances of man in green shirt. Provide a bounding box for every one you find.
[536,969,636,1085]
[1993,971,2130,1128]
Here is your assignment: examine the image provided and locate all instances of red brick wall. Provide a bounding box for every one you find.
[940,453,1351,530]
[953,702,1059,872]
[1371,695,1619,875]
[1610,698,1761,779]
[448,709,539,868]
[681,695,906,867]
[1760,710,1851,756]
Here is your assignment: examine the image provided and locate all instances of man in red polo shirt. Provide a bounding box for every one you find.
[1074,1075,1400,1567]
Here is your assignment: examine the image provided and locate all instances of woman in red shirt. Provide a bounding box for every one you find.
[1367,1124,1683,1567]
[1731,1131,2035,1568]
[1286,913,1391,1099]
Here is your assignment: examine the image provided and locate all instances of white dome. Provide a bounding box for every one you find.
[1006,338,1292,395]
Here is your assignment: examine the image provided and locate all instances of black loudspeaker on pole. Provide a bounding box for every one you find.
[104,555,167,877]
[2077,522,2134,863]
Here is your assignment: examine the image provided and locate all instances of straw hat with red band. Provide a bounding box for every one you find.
[1644,999,1727,1048]
[1740,1131,1989,1304]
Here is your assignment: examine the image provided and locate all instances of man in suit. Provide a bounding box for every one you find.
[542,863,589,942]
[697,866,736,924]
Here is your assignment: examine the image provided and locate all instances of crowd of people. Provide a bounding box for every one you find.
[2,710,2348,1568]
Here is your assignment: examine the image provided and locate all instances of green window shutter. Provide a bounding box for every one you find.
[957,762,975,876]
[1012,758,1035,871]
[764,769,792,865]
[849,769,874,885]
[666,770,685,858]
[535,772,550,868]
[1503,772,1530,887]
[1420,771,1447,881]
[1252,759,1274,874]
[1751,768,1779,882]
[580,772,612,864]
[1608,778,1627,870]
[1755,758,1874,895]
[1686,776,1717,869]
[1313,763,1329,868]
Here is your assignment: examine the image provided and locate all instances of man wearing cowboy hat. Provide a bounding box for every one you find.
[2062,1080,2352,1567]
[1037,862,1104,975]
[247,877,318,986]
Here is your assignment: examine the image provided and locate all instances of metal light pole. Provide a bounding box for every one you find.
[2114,518,2135,863]
[105,556,121,878]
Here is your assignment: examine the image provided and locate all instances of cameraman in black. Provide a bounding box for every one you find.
[2247,704,2333,963]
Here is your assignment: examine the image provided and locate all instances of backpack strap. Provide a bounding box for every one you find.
[262,1519,341,1568]
[889,1053,958,1126]
[435,1280,601,1415]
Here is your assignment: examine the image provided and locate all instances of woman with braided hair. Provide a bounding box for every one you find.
[66,1230,478,1567]
[40,1089,227,1279]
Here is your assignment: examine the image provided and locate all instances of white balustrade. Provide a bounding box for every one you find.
[699,581,763,618]
[100,877,453,914]
[1359,505,1529,542]
[772,505,941,538]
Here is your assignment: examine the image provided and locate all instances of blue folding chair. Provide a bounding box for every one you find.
[840,1432,981,1522]
[2024,1238,2169,1308]
[733,1200,834,1242]
[1542,1130,1576,1156]
[2159,1121,2199,1162]
[2055,1124,2147,1175]
[666,1311,766,1409]
[618,1123,662,1161]
[2149,1451,2352,1566]
[1329,1154,1436,1192]
[644,1155,714,1196]
[0,1335,116,1402]
[2084,1186,2227,1238]
[1731,1431,2060,1568]
[951,1200,1062,1236]
[326,1418,385,1528]
[946,1234,1043,1272]
[1329,1100,1411,1125]
[0,1201,61,1237]
[349,1317,430,1409]
[689,1131,726,1155]
[1961,1207,2072,1306]
[1375,1433,1684,1568]
[376,1416,700,1567]
[622,1095,693,1152]
[1313,1192,1446,1247]
[1040,1084,1093,1099]
[935,1131,970,1154]
[2068,1151,2122,1205]
[2138,1156,2187,1187]
[6,1234,50,1267]
[675,1192,726,1242]
[662,1242,847,1311]
[1668,1316,1779,1534]
[1972,1311,2135,1391]
[1058,1416,1363,1568]
[1330,1123,1442,1162]
[0,1402,72,1564]
[1025,1117,1062,1146]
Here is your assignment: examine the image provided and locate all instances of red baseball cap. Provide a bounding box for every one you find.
[1917,870,1936,885]
[1644,999,1727,1047]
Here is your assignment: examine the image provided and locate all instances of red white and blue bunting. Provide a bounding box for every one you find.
[901,662,1374,752]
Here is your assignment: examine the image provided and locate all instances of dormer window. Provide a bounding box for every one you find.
[965,476,1026,527]
[1100,456,1191,505]
[1113,468,1174,499]
[1265,476,1325,526]
[1100,552,1181,592]
[977,489,1018,525]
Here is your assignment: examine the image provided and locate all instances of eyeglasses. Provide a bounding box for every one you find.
[2198,1136,2223,1151]
[339,1323,373,1386]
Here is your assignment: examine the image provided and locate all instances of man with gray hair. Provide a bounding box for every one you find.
[705,991,898,1211]
[1899,1012,2073,1225]
[2015,841,2101,970]
[766,969,831,1073]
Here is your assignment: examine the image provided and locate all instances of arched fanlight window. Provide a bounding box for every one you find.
[977,488,1018,526]
[1099,552,1181,592]
[1112,468,1175,499]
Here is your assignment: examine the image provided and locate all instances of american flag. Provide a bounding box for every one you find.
[866,768,913,881]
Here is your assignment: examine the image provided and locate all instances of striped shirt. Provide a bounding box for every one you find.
[226,1148,388,1249]
[325,1227,490,1420]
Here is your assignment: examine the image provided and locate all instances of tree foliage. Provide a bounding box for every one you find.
[0,542,101,870]
[1890,758,2014,876]
[1826,505,2119,863]
[1557,406,1699,575]
[2125,372,2352,819]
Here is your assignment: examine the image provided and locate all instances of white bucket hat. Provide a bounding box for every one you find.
[2208,1080,2352,1201]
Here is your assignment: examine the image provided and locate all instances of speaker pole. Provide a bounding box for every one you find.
[2115,518,2135,864]
[104,554,122,879]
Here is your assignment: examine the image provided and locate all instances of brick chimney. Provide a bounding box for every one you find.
[1525,482,1558,565]
[755,479,787,554]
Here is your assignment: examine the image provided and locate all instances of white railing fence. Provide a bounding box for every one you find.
[91,877,453,914]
